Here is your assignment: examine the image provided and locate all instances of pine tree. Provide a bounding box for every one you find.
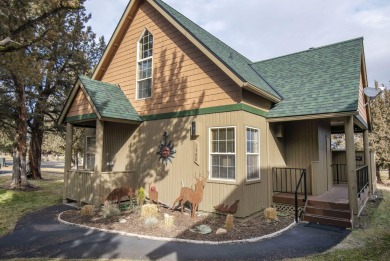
[369,82,390,183]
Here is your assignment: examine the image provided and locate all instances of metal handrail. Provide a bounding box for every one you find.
[272,167,307,222]
[294,169,307,222]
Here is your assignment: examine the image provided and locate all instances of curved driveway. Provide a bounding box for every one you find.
[0,205,349,260]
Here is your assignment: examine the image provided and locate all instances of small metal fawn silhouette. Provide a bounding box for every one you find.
[171,175,207,218]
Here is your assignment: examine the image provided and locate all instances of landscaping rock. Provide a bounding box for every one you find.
[189,224,212,234]
[216,228,227,235]
[119,218,127,224]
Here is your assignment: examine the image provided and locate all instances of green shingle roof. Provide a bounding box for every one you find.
[154,0,281,101]
[78,75,142,122]
[252,38,363,118]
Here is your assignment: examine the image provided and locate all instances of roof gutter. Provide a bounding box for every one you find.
[266,111,358,122]
[242,82,282,103]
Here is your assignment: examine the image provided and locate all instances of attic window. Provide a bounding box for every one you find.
[137,30,153,99]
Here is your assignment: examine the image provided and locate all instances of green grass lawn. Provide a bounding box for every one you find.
[0,173,64,237]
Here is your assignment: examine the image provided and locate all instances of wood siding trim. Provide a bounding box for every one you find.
[267,111,357,123]
[65,113,97,123]
[141,103,267,121]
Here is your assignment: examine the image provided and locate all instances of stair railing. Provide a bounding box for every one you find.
[294,169,307,222]
[272,168,307,222]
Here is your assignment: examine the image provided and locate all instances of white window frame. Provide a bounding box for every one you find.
[136,29,153,100]
[209,126,236,181]
[85,136,96,170]
[246,127,260,181]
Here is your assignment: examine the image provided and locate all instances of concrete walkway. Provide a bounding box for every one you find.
[0,205,350,260]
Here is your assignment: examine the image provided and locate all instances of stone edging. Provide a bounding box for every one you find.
[58,210,296,245]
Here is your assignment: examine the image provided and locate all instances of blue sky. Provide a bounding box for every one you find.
[85,0,390,88]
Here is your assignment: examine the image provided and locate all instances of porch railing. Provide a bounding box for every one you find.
[332,162,366,184]
[272,168,307,222]
[332,164,348,184]
[356,165,369,198]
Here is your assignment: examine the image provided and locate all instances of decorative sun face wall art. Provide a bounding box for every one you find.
[157,132,176,165]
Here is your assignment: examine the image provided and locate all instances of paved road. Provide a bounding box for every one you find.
[0,205,349,260]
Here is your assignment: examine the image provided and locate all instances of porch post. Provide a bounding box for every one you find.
[363,130,372,193]
[93,119,104,206]
[345,116,358,225]
[64,123,73,203]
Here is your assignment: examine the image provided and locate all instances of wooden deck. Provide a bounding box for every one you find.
[309,184,349,205]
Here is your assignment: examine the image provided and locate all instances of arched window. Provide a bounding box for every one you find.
[137,30,153,99]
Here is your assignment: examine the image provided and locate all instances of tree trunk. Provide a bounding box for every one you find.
[10,84,29,188]
[388,168,390,180]
[28,124,43,179]
[376,163,383,184]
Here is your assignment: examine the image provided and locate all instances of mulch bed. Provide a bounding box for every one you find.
[60,204,294,242]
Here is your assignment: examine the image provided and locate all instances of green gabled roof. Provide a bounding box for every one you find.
[153,0,281,101]
[252,38,363,119]
[78,75,142,122]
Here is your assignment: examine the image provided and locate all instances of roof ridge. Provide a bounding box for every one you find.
[153,0,253,64]
[252,37,363,65]
[79,75,120,88]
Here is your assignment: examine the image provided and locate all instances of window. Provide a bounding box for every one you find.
[210,127,235,180]
[246,127,260,180]
[137,30,153,99]
[85,136,96,170]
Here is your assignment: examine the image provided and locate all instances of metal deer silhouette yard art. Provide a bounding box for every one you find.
[171,174,207,218]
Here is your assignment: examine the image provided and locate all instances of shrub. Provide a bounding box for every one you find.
[102,201,121,218]
[137,187,145,206]
[141,203,158,218]
[80,205,94,216]
[225,214,234,231]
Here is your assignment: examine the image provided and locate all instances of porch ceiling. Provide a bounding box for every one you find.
[330,116,367,134]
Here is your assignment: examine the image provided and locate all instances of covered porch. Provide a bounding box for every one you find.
[270,114,375,227]
[58,76,143,206]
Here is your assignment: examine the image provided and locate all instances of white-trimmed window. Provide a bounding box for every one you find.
[137,30,153,99]
[85,136,96,170]
[210,127,236,180]
[246,127,260,180]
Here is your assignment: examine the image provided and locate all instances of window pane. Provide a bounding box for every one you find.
[220,167,227,179]
[211,129,218,141]
[227,128,234,139]
[227,155,235,167]
[212,141,218,153]
[219,141,226,153]
[219,128,226,141]
[212,166,219,179]
[227,141,234,153]
[228,167,235,179]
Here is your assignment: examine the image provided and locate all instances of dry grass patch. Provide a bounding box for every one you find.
[0,173,63,237]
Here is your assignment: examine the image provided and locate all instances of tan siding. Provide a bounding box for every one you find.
[66,89,94,117]
[358,74,368,124]
[242,89,273,111]
[332,151,366,166]
[100,1,242,116]
[95,111,269,217]
[284,120,322,194]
